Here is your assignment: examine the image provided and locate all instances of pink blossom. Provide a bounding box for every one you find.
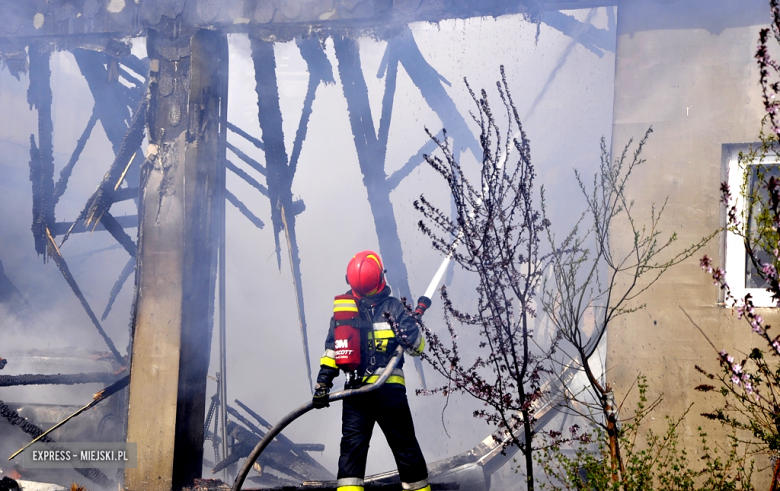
[732,375,741,385]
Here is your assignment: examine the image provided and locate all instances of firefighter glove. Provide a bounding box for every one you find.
[312,384,330,409]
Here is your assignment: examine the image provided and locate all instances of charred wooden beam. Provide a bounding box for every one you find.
[288,37,333,177]
[226,141,266,176]
[395,27,480,158]
[292,443,325,452]
[60,96,148,246]
[75,48,146,221]
[226,190,265,229]
[0,400,56,444]
[232,42,318,356]
[28,43,55,259]
[74,49,137,152]
[251,36,313,390]
[0,0,554,41]
[270,39,322,316]
[101,212,138,257]
[0,371,123,387]
[125,26,224,491]
[376,41,398,173]
[113,186,140,203]
[210,440,245,474]
[37,37,132,58]
[50,215,137,235]
[278,199,309,385]
[227,160,268,196]
[227,122,264,150]
[101,257,136,321]
[542,9,616,57]
[234,399,272,429]
[392,27,482,158]
[251,38,288,269]
[387,131,442,192]
[225,404,265,438]
[52,109,98,206]
[297,37,335,85]
[44,228,124,364]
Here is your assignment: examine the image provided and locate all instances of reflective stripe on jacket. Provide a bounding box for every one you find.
[316,286,424,388]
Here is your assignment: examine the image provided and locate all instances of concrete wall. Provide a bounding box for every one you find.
[607,0,772,481]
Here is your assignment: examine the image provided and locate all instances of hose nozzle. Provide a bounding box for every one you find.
[414,296,432,318]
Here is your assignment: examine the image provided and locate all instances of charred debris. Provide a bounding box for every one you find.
[0,349,331,489]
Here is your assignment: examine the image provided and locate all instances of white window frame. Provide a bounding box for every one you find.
[724,144,778,307]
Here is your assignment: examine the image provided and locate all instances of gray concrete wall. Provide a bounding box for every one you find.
[607,0,772,481]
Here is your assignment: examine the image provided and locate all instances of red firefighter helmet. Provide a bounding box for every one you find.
[346,251,386,297]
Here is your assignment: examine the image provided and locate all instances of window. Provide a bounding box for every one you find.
[724,144,779,307]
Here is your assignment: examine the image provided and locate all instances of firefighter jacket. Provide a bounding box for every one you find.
[317,286,425,388]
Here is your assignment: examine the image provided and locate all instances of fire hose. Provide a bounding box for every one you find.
[231,345,404,491]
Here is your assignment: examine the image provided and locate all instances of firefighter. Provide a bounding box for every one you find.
[313,250,432,491]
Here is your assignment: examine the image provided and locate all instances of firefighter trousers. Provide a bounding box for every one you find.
[336,383,429,491]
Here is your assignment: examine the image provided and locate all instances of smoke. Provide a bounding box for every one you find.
[218,10,616,478]
[0,6,617,486]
